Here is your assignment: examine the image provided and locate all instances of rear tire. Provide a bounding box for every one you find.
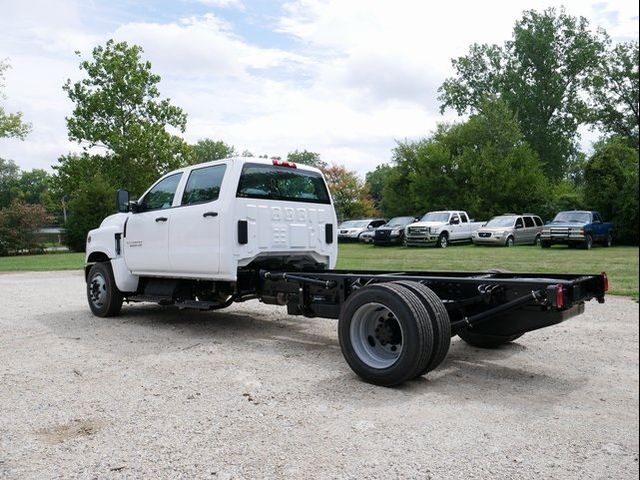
[338,283,434,386]
[534,234,541,246]
[457,330,524,348]
[604,233,612,247]
[87,262,123,317]
[392,281,451,375]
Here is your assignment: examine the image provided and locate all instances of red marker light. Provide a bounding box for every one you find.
[555,284,564,309]
[601,272,609,292]
[272,159,297,168]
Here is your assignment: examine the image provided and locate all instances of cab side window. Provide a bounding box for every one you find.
[460,213,469,223]
[140,173,182,211]
[182,165,227,206]
[515,217,524,228]
[524,216,535,228]
[533,216,543,227]
[593,212,602,222]
[371,220,386,228]
[451,214,460,224]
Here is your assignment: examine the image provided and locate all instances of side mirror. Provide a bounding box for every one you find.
[450,219,460,225]
[116,189,130,212]
[515,224,523,229]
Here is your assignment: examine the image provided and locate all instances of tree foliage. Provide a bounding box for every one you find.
[62,39,189,195]
[0,200,52,255]
[588,41,639,148]
[321,164,377,221]
[439,8,604,180]
[584,138,639,244]
[287,149,328,170]
[381,98,550,220]
[63,172,114,252]
[0,60,31,140]
[190,139,236,165]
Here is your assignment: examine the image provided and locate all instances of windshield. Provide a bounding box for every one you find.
[236,163,330,204]
[340,220,369,228]
[485,216,516,227]
[386,216,415,227]
[553,212,591,223]
[420,212,450,223]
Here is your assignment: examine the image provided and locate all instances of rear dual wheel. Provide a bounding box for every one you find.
[338,282,450,386]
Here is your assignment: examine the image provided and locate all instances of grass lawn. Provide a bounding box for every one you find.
[0,252,85,272]
[337,243,639,300]
[1,244,637,299]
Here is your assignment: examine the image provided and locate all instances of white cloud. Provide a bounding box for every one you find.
[189,0,245,9]
[1,0,638,177]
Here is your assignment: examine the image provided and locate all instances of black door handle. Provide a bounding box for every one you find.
[155,217,168,222]
[203,212,218,218]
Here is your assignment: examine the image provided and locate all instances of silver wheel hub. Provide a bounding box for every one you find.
[350,303,404,369]
[89,273,107,308]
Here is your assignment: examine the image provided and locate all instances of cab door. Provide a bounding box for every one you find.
[448,213,463,241]
[169,164,227,276]
[124,173,183,274]
[513,216,525,244]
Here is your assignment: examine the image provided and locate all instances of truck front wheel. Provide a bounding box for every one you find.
[437,233,449,248]
[87,262,123,317]
[583,234,593,250]
[338,283,434,386]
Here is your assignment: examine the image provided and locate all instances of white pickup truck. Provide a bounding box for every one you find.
[84,157,608,387]
[404,211,484,247]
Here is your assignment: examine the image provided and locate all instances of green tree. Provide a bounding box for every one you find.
[286,149,328,169]
[14,169,52,204]
[584,138,639,244]
[0,157,20,208]
[380,98,549,220]
[190,139,236,164]
[365,164,393,211]
[0,60,31,140]
[63,39,189,195]
[439,8,604,180]
[588,41,639,148]
[0,200,51,255]
[64,173,114,252]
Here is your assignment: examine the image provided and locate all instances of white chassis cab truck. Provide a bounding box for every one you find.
[405,210,484,247]
[86,157,608,386]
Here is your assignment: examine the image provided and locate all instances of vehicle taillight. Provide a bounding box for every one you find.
[272,159,297,168]
[601,272,609,292]
[555,284,564,309]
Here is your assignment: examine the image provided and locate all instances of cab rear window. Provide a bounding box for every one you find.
[236,163,331,204]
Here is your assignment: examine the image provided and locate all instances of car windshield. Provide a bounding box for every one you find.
[386,216,415,227]
[420,212,450,222]
[485,216,516,227]
[340,220,369,228]
[553,212,591,223]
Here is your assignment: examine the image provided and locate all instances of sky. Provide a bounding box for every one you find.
[1,0,638,176]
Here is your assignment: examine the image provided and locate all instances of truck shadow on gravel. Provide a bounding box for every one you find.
[38,302,342,361]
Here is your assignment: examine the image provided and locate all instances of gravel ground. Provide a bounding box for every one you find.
[0,270,638,479]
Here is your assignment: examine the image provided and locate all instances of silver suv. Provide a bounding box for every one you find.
[472,214,544,247]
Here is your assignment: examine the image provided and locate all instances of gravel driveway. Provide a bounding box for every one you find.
[1,271,638,479]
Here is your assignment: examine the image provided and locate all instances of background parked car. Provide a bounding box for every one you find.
[338,218,386,242]
[373,216,417,245]
[472,213,544,247]
[540,210,614,249]
[405,210,484,247]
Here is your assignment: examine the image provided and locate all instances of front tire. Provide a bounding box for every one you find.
[87,262,123,317]
[338,283,434,386]
[505,236,515,247]
[540,240,551,249]
[583,234,593,250]
[437,233,449,248]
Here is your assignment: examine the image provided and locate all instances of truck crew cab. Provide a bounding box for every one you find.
[86,157,608,387]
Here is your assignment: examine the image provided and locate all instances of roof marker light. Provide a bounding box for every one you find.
[272,159,297,168]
